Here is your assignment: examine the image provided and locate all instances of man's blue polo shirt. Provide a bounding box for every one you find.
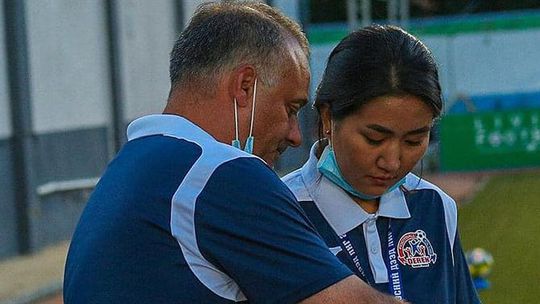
[282,143,481,304]
[63,114,351,303]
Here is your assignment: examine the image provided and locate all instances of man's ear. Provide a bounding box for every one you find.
[229,65,256,108]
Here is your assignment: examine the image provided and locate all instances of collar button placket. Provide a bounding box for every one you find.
[363,214,389,284]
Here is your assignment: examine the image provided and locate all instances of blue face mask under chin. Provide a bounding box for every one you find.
[316,144,405,199]
[232,136,254,154]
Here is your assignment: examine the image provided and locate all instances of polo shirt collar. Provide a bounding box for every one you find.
[127,114,217,144]
[301,142,411,236]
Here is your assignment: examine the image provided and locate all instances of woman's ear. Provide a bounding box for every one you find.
[319,105,332,139]
[229,65,256,107]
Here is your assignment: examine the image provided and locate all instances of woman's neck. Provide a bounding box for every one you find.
[353,197,380,214]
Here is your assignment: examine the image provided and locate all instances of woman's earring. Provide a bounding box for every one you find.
[325,130,330,135]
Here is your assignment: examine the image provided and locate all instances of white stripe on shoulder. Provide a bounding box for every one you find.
[169,135,254,302]
[282,168,313,202]
[404,173,457,263]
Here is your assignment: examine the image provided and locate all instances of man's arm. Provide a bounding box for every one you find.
[193,158,405,303]
[300,275,407,304]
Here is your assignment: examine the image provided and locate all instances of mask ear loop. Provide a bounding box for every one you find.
[247,79,257,138]
[233,98,240,143]
[328,120,334,149]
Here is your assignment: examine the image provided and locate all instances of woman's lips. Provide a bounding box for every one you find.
[367,175,396,186]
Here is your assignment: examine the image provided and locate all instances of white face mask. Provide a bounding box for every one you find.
[232,78,257,154]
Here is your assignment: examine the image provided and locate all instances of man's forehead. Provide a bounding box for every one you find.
[283,37,310,71]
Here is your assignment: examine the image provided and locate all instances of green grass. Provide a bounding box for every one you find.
[458,172,540,303]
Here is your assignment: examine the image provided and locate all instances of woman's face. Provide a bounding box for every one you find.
[321,95,434,197]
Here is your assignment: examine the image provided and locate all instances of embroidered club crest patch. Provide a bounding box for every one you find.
[397,230,437,268]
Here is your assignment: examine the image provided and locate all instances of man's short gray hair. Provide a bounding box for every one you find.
[169,1,309,92]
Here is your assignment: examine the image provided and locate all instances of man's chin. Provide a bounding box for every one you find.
[257,149,285,169]
[265,157,277,169]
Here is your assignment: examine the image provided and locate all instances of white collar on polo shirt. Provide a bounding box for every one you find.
[300,142,411,236]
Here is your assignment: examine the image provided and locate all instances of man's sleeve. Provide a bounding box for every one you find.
[453,233,482,303]
[195,158,353,303]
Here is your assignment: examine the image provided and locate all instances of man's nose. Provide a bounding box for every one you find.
[287,117,302,147]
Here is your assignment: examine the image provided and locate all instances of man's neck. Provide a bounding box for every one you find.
[163,88,235,145]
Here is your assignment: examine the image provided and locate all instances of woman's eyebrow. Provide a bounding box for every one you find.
[406,126,431,135]
[366,124,431,135]
[366,124,393,134]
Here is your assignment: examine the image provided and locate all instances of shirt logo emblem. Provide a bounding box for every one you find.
[397,230,437,268]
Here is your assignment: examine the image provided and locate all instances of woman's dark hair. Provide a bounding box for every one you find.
[314,24,442,136]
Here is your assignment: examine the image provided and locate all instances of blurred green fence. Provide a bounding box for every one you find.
[440,109,540,171]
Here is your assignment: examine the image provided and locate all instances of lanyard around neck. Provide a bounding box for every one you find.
[336,219,405,300]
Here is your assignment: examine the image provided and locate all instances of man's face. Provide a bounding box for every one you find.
[251,45,310,167]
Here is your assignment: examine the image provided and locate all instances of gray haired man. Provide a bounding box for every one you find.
[64,2,404,303]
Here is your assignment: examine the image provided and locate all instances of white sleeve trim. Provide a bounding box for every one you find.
[405,173,458,265]
[282,168,313,202]
[170,136,250,302]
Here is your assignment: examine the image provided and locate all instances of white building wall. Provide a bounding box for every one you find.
[451,29,540,96]
[182,0,267,27]
[309,44,334,97]
[311,28,540,109]
[182,0,206,27]
[117,0,178,121]
[272,0,301,22]
[309,37,452,103]
[422,36,453,101]
[26,0,111,134]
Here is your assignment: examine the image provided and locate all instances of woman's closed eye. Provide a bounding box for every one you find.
[405,139,423,146]
[364,135,384,146]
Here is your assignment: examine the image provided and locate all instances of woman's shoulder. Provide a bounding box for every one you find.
[404,173,459,244]
[404,173,457,209]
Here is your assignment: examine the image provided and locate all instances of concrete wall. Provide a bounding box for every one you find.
[27,0,112,134]
[0,2,10,139]
[116,0,177,121]
[0,0,180,259]
[32,128,110,249]
[421,30,540,103]
[182,0,206,27]
[0,140,17,258]
[450,29,540,96]
[420,36,452,101]
[0,0,18,259]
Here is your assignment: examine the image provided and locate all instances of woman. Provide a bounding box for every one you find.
[283,25,480,303]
